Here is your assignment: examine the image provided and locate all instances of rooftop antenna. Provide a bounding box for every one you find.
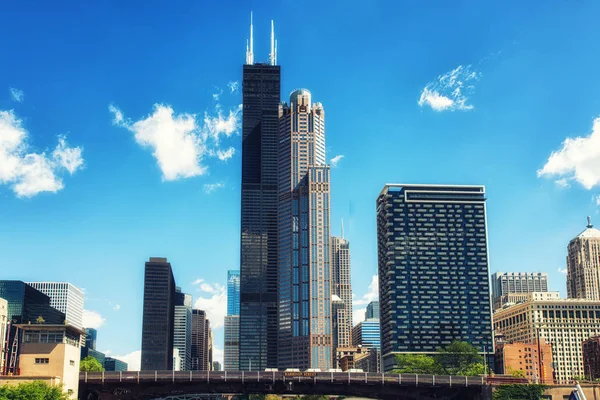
[588,216,593,228]
[246,12,254,65]
[341,218,345,239]
[269,20,277,65]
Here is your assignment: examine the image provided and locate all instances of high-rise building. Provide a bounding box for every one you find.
[207,325,213,370]
[493,295,600,383]
[365,301,380,320]
[567,217,600,300]
[104,357,128,372]
[224,315,240,371]
[85,328,97,350]
[191,309,212,371]
[213,361,221,371]
[376,184,493,372]
[331,235,352,347]
[583,336,600,380]
[352,319,381,350]
[278,89,332,370]
[227,271,240,316]
[141,257,176,371]
[173,290,192,371]
[27,282,84,329]
[331,295,350,365]
[491,273,549,311]
[0,297,7,374]
[239,15,281,371]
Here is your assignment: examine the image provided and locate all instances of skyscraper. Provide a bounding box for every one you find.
[141,257,176,371]
[331,295,349,359]
[376,184,493,372]
[331,235,352,348]
[85,328,97,350]
[567,217,600,300]
[191,309,212,371]
[104,357,128,372]
[27,282,85,329]
[352,319,381,350]
[227,271,240,316]
[278,89,332,370]
[239,15,281,371]
[173,289,192,371]
[365,301,379,320]
[491,272,549,311]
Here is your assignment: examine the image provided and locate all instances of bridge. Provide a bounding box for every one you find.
[79,371,492,400]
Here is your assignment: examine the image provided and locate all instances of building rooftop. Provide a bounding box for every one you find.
[15,323,86,335]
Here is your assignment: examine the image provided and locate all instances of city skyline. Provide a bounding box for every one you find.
[2,0,600,370]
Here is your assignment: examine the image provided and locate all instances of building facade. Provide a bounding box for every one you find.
[331,236,352,348]
[141,257,177,371]
[366,301,380,320]
[191,309,211,371]
[227,270,240,316]
[495,340,553,384]
[583,336,600,380]
[104,357,128,372]
[85,328,97,350]
[173,290,192,371]
[278,89,332,370]
[567,217,600,300]
[331,295,350,367]
[224,315,240,371]
[493,297,600,383]
[376,184,493,372]
[0,298,7,374]
[352,319,381,350]
[239,54,281,371]
[27,282,84,329]
[491,273,549,311]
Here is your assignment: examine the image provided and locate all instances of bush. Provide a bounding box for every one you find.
[0,381,70,400]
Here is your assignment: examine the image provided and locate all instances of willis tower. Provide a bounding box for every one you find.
[239,14,280,370]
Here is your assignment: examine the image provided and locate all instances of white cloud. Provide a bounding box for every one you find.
[418,65,480,111]
[202,106,241,145]
[9,88,24,103]
[555,178,570,189]
[330,154,345,168]
[203,182,225,194]
[558,268,568,275]
[212,88,223,102]
[108,104,124,125]
[353,275,379,307]
[0,110,83,197]
[596,195,600,207]
[83,309,106,329]
[113,304,121,311]
[353,307,366,327]
[213,347,223,366]
[193,278,226,328]
[216,147,235,161]
[538,117,600,190]
[113,350,141,371]
[227,81,239,93]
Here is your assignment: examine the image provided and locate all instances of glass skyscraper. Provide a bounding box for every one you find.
[365,301,380,320]
[141,257,176,371]
[278,89,332,370]
[27,282,84,329]
[227,271,240,316]
[331,236,352,350]
[173,290,192,371]
[104,357,128,372]
[352,319,381,350]
[376,184,493,372]
[239,58,281,371]
[85,328,97,350]
[224,270,240,371]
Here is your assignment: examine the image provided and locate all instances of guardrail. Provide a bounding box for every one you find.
[80,371,487,388]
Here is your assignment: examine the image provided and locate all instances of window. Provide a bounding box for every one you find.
[70,360,75,366]
[35,358,49,364]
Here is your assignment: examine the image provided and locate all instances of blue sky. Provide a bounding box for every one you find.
[2,1,600,369]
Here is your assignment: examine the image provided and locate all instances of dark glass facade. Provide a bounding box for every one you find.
[239,63,281,371]
[376,185,493,372]
[85,328,97,350]
[104,357,128,372]
[141,257,176,371]
[191,309,211,370]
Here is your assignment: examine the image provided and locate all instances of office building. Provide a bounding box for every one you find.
[278,88,332,370]
[376,184,493,372]
[331,235,353,347]
[141,257,177,371]
[104,357,128,372]
[352,319,381,350]
[227,271,240,316]
[27,282,84,329]
[213,361,221,371]
[494,339,553,384]
[239,16,281,372]
[174,290,192,371]
[0,297,7,374]
[567,217,600,300]
[17,323,84,399]
[365,301,379,320]
[85,328,97,350]
[583,336,600,380]
[331,295,350,367]
[491,273,549,311]
[80,346,105,365]
[493,296,600,383]
[191,309,212,371]
[354,348,381,373]
[224,315,240,371]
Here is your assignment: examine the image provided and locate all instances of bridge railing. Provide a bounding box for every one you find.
[80,371,487,387]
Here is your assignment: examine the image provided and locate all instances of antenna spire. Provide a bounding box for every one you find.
[341,218,345,239]
[588,216,593,229]
[269,20,277,65]
[246,12,254,65]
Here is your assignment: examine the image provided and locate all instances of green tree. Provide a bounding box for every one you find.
[0,381,69,400]
[506,367,527,378]
[392,354,441,374]
[35,315,45,324]
[493,384,548,400]
[80,356,104,372]
[299,396,328,400]
[434,341,483,375]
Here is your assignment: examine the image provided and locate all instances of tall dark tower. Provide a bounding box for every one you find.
[141,257,176,371]
[239,13,281,370]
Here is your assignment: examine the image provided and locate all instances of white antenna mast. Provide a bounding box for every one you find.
[341,218,345,239]
[246,12,254,65]
[269,20,277,65]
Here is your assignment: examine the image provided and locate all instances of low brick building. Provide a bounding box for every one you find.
[495,340,553,384]
[583,336,600,380]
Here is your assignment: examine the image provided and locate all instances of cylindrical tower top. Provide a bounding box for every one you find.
[290,88,312,109]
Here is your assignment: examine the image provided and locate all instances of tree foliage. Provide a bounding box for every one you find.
[80,356,104,372]
[493,384,549,400]
[507,367,527,378]
[0,381,69,400]
[393,341,487,376]
[393,354,441,374]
